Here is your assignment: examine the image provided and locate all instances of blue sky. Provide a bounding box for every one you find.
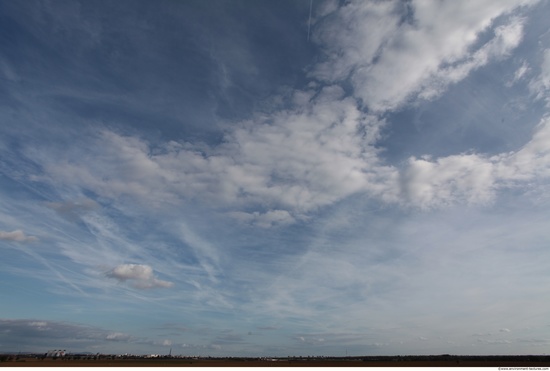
[1,0,550,356]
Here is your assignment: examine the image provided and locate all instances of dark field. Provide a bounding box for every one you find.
[2,355,550,367]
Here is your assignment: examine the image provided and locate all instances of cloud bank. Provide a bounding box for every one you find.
[18,0,547,226]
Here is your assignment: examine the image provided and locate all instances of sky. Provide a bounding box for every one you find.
[1,0,550,357]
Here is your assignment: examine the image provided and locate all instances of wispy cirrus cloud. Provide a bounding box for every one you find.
[529,48,550,105]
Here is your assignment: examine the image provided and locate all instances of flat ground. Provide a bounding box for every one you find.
[2,356,550,367]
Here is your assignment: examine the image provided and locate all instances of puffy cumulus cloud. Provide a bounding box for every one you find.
[18,0,548,221]
[418,16,526,101]
[106,264,174,290]
[399,116,550,208]
[35,86,395,221]
[312,0,536,111]
[401,154,496,209]
[0,229,38,243]
[493,116,550,181]
[213,86,393,212]
[108,264,154,281]
[31,100,550,219]
[28,98,550,219]
[311,1,402,82]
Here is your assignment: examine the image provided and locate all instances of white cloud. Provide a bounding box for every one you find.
[108,263,154,281]
[398,115,550,209]
[0,229,38,243]
[529,48,550,105]
[311,1,401,82]
[494,115,550,181]
[106,332,132,341]
[106,264,174,290]
[32,87,394,221]
[293,334,325,345]
[312,0,535,111]
[400,154,496,209]
[515,60,530,81]
[418,16,526,101]
[28,93,550,220]
[13,0,547,223]
[507,60,531,86]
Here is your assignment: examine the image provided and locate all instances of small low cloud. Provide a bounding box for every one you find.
[0,229,38,243]
[293,334,326,345]
[106,332,132,341]
[46,198,99,220]
[509,60,530,85]
[106,264,174,289]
